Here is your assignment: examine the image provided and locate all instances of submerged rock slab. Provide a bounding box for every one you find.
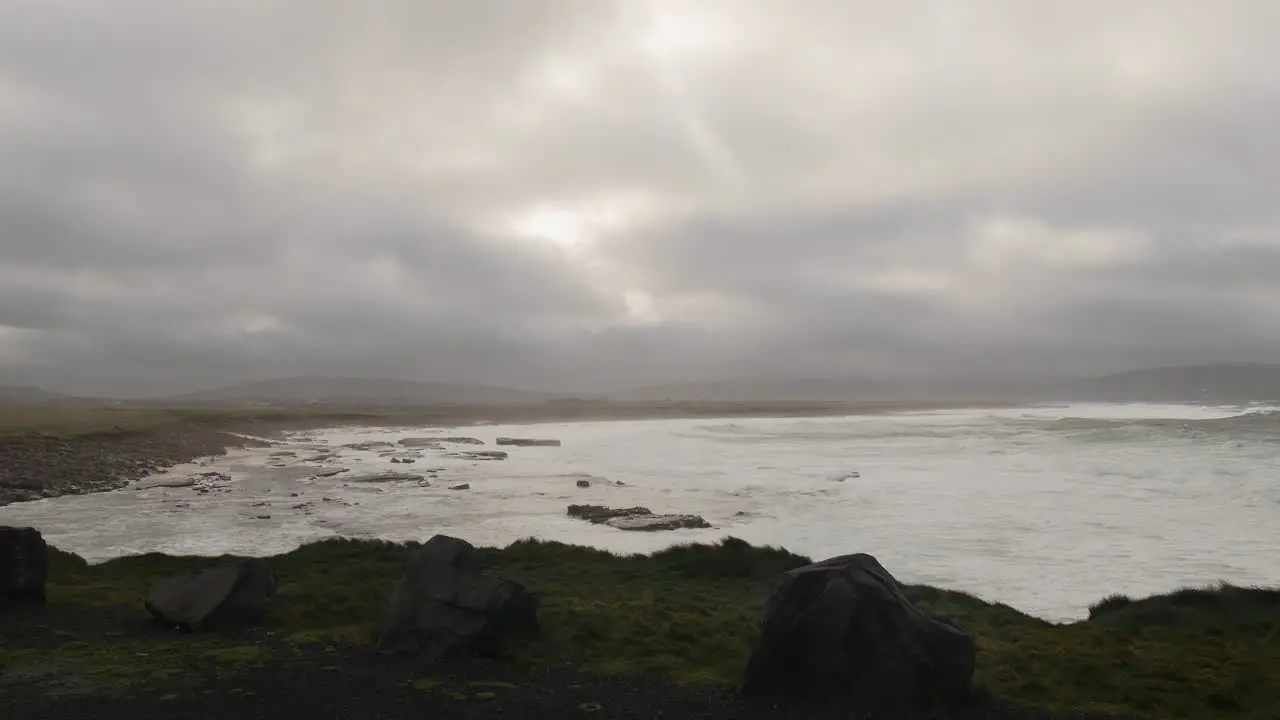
[495,437,561,447]
[397,438,447,449]
[447,450,508,461]
[342,441,395,451]
[136,477,198,489]
[346,472,425,483]
[566,505,711,532]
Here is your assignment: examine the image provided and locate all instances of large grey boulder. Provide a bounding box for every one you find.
[145,559,277,631]
[0,526,47,608]
[377,535,539,659]
[741,553,975,712]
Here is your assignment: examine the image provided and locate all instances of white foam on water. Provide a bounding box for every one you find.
[2,402,1277,622]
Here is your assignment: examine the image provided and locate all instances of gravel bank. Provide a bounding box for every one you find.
[0,428,270,506]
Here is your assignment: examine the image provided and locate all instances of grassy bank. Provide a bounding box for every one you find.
[6,538,1277,718]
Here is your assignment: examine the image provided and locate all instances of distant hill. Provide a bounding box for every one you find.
[168,376,556,405]
[0,385,74,405]
[613,376,1040,403]
[1052,363,1280,404]
[616,364,1280,404]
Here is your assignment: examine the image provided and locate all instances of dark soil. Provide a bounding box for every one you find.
[0,427,272,506]
[1,607,1140,720]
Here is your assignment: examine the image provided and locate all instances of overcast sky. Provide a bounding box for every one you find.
[2,1,1278,396]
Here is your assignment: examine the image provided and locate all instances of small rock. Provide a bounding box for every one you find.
[576,479,591,488]
[254,515,272,520]
[391,458,403,464]
[449,484,471,491]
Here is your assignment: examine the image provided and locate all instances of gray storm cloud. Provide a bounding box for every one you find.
[1,0,1277,396]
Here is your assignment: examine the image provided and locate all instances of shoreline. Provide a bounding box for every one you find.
[0,399,1019,507]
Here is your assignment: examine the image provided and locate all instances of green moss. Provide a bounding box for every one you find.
[202,646,266,664]
[32,537,1280,719]
[411,678,443,692]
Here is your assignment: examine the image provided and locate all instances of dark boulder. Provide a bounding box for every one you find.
[1,526,48,608]
[377,535,539,659]
[576,479,591,488]
[145,559,277,631]
[741,553,975,712]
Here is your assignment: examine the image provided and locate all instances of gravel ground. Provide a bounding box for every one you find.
[0,427,271,506]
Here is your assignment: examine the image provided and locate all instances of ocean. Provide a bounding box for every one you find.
[2,402,1277,622]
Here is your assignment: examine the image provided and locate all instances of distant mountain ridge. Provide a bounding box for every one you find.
[1051,363,1280,404]
[614,363,1280,404]
[168,376,556,405]
[8,363,1279,405]
[0,385,75,405]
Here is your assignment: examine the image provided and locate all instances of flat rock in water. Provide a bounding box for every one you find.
[137,477,198,489]
[377,535,539,658]
[495,437,561,447]
[449,483,471,491]
[397,438,447,449]
[566,505,711,532]
[742,553,975,713]
[342,441,395,451]
[311,468,349,478]
[347,472,424,483]
[448,450,507,461]
[0,526,47,608]
[604,514,710,531]
[438,436,484,445]
[145,559,277,631]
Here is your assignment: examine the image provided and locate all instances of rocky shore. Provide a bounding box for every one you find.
[0,427,270,507]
